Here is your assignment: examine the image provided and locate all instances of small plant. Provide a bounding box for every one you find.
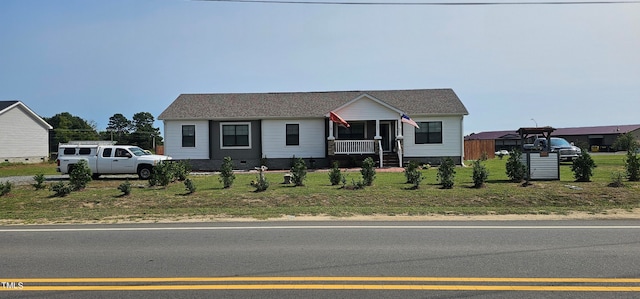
[118,180,132,196]
[69,160,92,191]
[50,181,72,197]
[437,157,456,189]
[506,149,527,183]
[173,160,192,181]
[32,173,47,190]
[608,171,625,188]
[184,178,196,194]
[251,166,269,192]
[404,161,423,189]
[472,159,489,188]
[149,161,173,187]
[290,158,307,186]
[571,150,596,182]
[625,146,640,182]
[219,156,235,188]
[0,181,12,196]
[328,162,343,186]
[360,157,376,186]
[349,178,366,190]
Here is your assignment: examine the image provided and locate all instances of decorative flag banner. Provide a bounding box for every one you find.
[401,114,420,129]
[329,111,350,128]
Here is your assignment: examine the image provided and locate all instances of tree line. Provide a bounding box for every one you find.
[45,112,163,153]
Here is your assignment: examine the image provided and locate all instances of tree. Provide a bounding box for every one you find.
[130,112,163,150]
[106,113,133,144]
[613,133,638,152]
[44,112,100,152]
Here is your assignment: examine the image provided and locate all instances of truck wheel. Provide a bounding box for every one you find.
[138,166,153,180]
[92,173,101,180]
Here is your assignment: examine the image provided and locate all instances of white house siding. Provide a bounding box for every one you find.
[402,115,463,157]
[335,96,400,120]
[0,105,49,162]
[163,120,209,159]
[261,119,326,159]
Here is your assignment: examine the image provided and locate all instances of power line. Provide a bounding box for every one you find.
[196,0,640,5]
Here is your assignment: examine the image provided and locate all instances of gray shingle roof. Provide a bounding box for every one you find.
[0,101,19,112]
[159,89,468,120]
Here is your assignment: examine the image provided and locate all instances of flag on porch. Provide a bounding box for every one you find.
[329,111,350,128]
[401,114,420,129]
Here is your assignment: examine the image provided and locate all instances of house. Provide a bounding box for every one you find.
[158,89,469,170]
[465,124,640,153]
[0,101,53,163]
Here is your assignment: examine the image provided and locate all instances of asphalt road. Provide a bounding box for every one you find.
[1,221,640,298]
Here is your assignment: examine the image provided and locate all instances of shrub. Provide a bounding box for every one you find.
[437,157,456,189]
[608,171,625,188]
[0,181,12,196]
[506,149,527,182]
[118,180,132,196]
[625,149,640,182]
[251,166,269,192]
[184,178,196,194]
[472,159,489,188]
[404,161,423,189]
[50,182,72,197]
[149,161,173,187]
[290,158,307,186]
[69,159,92,191]
[328,162,343,186]
[571,150,596,182]
[173,160,192,181]
[219,156,235,188]
[32,173,47,190]
[360,157,376,186]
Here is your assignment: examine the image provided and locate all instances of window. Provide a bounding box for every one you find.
[63,148,76,155]
[286,124,299,146]
[415,121,443,144]
[338,122,365,140]
[182,125,196,147]
[102,148,112,158]
[222,123,250,148]
[78,148,92,155]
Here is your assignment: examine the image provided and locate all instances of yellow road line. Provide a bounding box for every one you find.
[5,277,640,283]
[3,284,639,292]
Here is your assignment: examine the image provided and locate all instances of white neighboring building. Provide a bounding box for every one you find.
[0,101,53,163]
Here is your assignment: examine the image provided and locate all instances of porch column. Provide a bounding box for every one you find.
[328,120,335,140]
[396,118,403,139]
[375,119,381,140]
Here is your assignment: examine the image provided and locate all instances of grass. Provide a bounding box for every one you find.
[0,154,639,224]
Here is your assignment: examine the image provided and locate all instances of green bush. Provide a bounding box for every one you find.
[608,171,625,187]
[328,162,343,186]
[290,158,307,186]
[219,156,235,188]
[50,181,72,197]
[472,159,489,188]
[149,161,173,187]
[506,149,527,182]
[571,150,596,182]
[0,181,12,196]
[437,157,456,189]
[118,180,132,196]
[69,160,92,191]
[360,157,376,186]
[32,173,47,190]
[404,161,423,189]
[184,178,196,194]
[173,160,192,181]
[625,149,640,182]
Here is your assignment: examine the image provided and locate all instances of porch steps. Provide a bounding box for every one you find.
[382,153,401,168]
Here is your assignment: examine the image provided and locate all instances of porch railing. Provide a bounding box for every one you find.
[334,140,375,154]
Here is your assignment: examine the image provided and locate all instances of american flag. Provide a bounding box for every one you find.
[401,114,420,129]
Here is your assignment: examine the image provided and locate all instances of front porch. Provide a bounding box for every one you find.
[328,139,404,168]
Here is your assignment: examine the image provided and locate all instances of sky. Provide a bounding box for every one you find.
[1,0,639,136]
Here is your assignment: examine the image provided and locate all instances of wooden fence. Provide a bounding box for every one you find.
[464,140,495,160]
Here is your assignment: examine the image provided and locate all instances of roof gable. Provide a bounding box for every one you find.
[0,101,53,130]
[328,94,404,120]
[159,89,468,120]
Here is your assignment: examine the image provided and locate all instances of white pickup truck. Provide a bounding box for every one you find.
[56,142,172,179]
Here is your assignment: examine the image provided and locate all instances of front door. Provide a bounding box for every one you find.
[380,122,393,152]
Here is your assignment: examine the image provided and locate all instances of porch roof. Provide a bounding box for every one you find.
[159,89,468,120]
